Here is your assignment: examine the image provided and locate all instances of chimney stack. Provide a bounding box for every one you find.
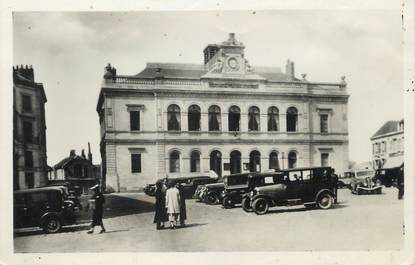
[88,142,93,162]
[70,150,76,157]
[81,149,86,159]
[285,59,295,81]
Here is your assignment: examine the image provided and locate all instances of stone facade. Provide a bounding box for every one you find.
[371,120,404,169]
[97,33,349,192]
[13,65,48,190]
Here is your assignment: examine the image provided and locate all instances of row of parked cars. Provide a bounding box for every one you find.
[145,167,339,215]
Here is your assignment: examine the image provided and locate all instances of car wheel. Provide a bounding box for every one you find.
[205,193,218,205]
[253,198,269,215]
[317,193,334,209]
[242,197,253,212]
[222,196,234,209]
[43,216,62,233]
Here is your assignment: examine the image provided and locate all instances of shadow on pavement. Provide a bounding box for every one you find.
[102,229,130,234]
[181,223,208,229]
[14,223,91,237]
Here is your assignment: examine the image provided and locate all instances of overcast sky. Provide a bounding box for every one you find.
[13,11,403,165]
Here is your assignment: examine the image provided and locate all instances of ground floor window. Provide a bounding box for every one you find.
[131,153,142,173]
[269,151,279,169]
[288,152,297,169]
[210,150,222,177]
[249,150,261,172]
[25,172,34,188]
[230,150,241,174]
[321,153,329,167]
[190,151,200,172]
[169,151,180,173]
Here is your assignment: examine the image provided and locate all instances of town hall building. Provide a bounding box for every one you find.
[97,33,349,192]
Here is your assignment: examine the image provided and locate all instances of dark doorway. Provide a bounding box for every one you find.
[210,150,222,177]
[230,150,242,174]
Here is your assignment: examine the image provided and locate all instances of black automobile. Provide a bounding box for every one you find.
[14,187,78,233]
[202,182,226,204]
[144,174,218,199]
[373,164,403,188]
[221,172,279,209]
[243,167,338,215]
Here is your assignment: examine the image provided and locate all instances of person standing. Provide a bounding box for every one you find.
[165,181,181,229]
[176,183,187,227]
[154,180,168,230]
[87,184,106,234]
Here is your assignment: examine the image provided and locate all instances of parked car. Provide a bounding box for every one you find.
[350,169,381,195]
[243,167,338,215]
[144,173,218,199]
[14,186,78,233]
[337,171,355,189]
[221,172,281,209]
[201,182,226,204]
[373,164,403,188]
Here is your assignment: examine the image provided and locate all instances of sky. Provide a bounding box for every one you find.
[13,10,403,165]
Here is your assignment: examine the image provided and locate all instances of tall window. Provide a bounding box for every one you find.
[131,153,142,173]
[228,106,240,131]
[22,95,32,112]
[130,111,140,131]
[24,151,34,168]
[287,107,298,132]
[230,150,242,174]
[23,121,33,143]
[208,105,221,131]
[268,107,279,131]
[320,114,328,133]
[190,151,200,172]
[321,153,329,167]
[288,152,297,169]
[169,151,180,173]
[249,150,261,172]
[210,150,222,177]
[188,105,201,131]
[25,172,34,188]
[248,106,260,131]
[269,151,279,169]
[167,104,181,131]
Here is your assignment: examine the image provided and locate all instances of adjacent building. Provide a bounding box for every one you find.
[50,144,101,194]
[371,119,404,169]
[97,33,349,192]
[13,65,48,190]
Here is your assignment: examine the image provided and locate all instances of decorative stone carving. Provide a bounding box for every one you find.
[245,59,254,73]
[209,57,224,73]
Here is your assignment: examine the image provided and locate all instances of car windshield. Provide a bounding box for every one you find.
[356,170,374,178]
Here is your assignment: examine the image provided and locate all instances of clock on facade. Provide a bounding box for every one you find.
[227,57,239,70]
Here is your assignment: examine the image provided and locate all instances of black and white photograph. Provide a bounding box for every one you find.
[1,2,414,265]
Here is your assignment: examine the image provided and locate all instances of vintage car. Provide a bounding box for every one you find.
[337,171,355,189]
[221,172,281,209]
[242,167,338,215]
[201,182,226,204]
[144,172,218,199]
[373,164,403,188]
[350,169,381,195]
[14,186,78,233]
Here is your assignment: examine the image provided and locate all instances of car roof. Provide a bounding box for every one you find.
[278,167,332,172]
[14,186,65,194]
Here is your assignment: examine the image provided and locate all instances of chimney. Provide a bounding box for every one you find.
[285,59,295,81]
[69,150,76,157]
[88,142,93,162]
[81,149,86,159]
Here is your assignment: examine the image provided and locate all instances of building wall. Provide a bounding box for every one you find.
[101,86,349,192]
[13,70,48,190]
[371,131,404,168]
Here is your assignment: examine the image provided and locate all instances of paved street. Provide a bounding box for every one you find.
[14,188,403,252]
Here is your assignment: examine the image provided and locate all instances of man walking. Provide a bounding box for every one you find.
[87,184,106,234]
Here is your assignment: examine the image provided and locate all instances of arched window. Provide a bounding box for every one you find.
[249,150,261,172]
[248,106,260,131]
[287,107,298,132]
[269,151,279,169]
[188,105,201,131]
[169,151,180,172]
[228,106,240,131]
[208,105,221,131]
[167,104,181,131]
[288,152,297,169]
[210,150,222,177]
[190,150,200,172]
[230,150,242,174]
[268,107,279,131]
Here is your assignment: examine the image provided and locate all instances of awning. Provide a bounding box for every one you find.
[383,156,403,169]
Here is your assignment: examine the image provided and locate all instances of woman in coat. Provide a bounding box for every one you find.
[165,181,181,229]
[87,184,106,234]
[176,183,187,227]
[153,180,168,230]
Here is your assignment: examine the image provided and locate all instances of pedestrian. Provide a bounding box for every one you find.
[87,184,106,234]
[153,180,168,230]
[165,181,181,229]
[176,183,187,227]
